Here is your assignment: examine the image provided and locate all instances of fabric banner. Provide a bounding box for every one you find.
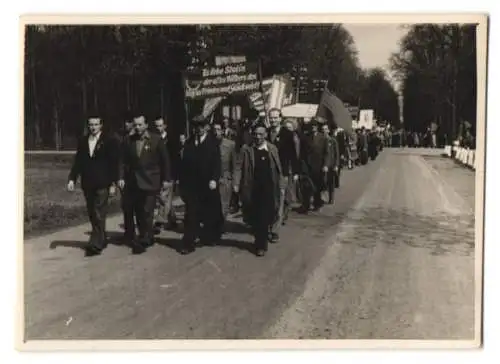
[185,62,260,99]
[248,74,293,116]
[316,88,353,133]
[201,96,224,119]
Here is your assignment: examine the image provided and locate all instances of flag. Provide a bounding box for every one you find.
[201,96,224,120]
[248,75,293,116]
[248,77,274,116]
[316,88,353,133]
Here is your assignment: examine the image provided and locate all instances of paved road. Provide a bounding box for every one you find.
[23,148,476,341]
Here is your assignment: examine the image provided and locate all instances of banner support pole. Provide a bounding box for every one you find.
[258,57,269,128]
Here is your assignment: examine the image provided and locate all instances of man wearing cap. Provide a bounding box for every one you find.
[234,123,283,257]
[267,108,299,241]
[118,114,172,254]
[67,116,120,256]
[178,115,223,254]
[298,117,331,213]
[153,117,177,231]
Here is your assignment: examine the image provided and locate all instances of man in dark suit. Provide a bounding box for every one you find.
[321,123,340,204]
[267,108,299,241]
[358,127,369,165]
[118,114,172,254]
[67,116,119,256]
[152,117,177,231]
[298,118,330,213]
[178,115,224,254]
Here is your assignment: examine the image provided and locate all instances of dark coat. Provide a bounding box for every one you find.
[159,133,178,180]
[357,132,369,152]
[234,143,284,224]
[119,131,171,191]
[326,134,340,168]
[179,133,222,202]
[68,133,120,191]
[268,126,299,177]
[335,130,348,159]
[299,132,331,175]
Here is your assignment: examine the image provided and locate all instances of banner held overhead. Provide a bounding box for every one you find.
[185,61,260,99]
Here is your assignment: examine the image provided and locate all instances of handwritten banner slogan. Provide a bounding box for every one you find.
[185,62,260,99]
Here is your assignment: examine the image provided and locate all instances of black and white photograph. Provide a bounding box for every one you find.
[19,14,487,349]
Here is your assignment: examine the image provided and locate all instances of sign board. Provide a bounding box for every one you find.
[215,55,246,66]
[249,74,292,116]
[185,61,260,99]
[358,109,375,130]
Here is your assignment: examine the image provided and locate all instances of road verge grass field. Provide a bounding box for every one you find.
[24,153,121,238]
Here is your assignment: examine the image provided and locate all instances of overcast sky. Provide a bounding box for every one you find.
[342,24,409,91]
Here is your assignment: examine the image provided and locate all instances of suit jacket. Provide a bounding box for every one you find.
[335,130,348,158]
[159,133,178,181]
[179,133,221,200]
[119,131,171,191]
[357,133,369,152]
[268,126,299,177]
[68,133,119,191]
[300,132,330,175]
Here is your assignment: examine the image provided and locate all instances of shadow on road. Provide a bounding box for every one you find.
[337,207,475,257]
[214,238,254,253]
[155,235,255,255]
[223,220,250,234]
[49,240,87,250]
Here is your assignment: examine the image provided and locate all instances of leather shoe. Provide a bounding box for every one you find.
[84,246,102,257]
[255,249,266,257]
[180,246,195,255]
[132,244,146,255]
[269,233,279,243]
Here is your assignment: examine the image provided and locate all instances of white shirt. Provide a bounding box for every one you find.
[195,133,208,146]
[257,142,269,151]
[88,132,101,157]
[161,131,167,140]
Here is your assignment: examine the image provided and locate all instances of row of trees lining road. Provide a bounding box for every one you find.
[391,24,477,141]
[24,24,400,150]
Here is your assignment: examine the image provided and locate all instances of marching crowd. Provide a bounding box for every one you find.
[67,108,383,258]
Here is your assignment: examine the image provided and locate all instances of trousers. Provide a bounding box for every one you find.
[83,187,110,251]
[123,184,157,246]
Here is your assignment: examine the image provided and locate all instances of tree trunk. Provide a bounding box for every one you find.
[451,25,460,140]
[53,90,61,151]
[93,81,98,111]
[126,77,131,110]
[30,59,42,148]
[160,83,164,116]
[81,77,87,135]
